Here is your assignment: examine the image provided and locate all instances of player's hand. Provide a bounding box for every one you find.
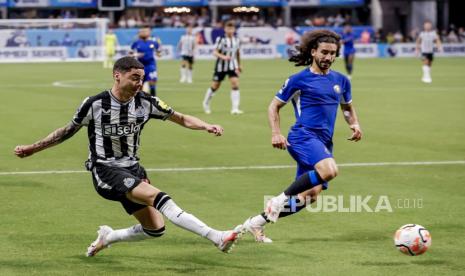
[235,67,242,75]
[206,125,224,136]
[14,145,35,158]
[223,56,231,61]
[348,124,362,142]
[271,133,290,150]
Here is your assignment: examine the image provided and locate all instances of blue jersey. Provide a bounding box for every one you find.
[342,32,355,55]
[131,38,161,66]
[275,68,352,143]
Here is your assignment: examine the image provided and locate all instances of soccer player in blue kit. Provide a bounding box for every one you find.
[242,30,363,243]
[130,26,161,97]
[341,23,356,79]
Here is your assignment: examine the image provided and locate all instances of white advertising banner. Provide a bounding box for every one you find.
[195,44,280,60]
[0,47,67,62]
[392,43,465,57]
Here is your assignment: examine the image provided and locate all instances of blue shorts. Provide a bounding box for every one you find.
[287,127,333,190]
[344,48,356,57]
[143,64,158,82]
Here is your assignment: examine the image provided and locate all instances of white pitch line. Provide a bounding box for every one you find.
[0,160,464,176]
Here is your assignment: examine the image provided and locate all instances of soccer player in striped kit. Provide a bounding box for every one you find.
[14,56,243,256]
[202,21,243,115]
[178,25,197,83]
[416,21,442,83]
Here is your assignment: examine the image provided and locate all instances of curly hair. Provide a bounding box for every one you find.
[289,30,341,66]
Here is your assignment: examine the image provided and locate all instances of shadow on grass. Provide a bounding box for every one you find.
[358,261,408,266]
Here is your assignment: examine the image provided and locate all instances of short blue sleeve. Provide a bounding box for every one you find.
[340,77,352,104]
[275,77,299,103]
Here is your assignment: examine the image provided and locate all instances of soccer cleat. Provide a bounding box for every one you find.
[230,109,244,115]
[421,77,432,83]
[180,78,186,83]
[86,225,112,257]
[217,225,244,253]
[243,217,272,243]
[202,102,211,114]
[264,197,286,223]
[187,78,193,84]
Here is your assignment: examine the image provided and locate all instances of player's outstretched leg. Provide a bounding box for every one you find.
[203,82,220,114]
[86,224,164,257]
[127,182,244,253]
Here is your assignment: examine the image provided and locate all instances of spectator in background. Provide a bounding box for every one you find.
[359,29,371,43]
[334,14,345,27]
[374,28,386,43]
[393,31,403,43]
[458,27,465,42]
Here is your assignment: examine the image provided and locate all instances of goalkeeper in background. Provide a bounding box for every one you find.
[104,28,118,69]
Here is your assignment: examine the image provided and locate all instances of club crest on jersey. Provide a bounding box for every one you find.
[333,85,341,94]
[123,178,136,189]
[135,107,145,117]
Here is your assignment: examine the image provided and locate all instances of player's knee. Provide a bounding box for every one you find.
[143,226,165,238]
[319,167,338,181]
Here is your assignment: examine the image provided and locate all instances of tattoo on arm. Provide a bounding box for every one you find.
[32,122,81,153]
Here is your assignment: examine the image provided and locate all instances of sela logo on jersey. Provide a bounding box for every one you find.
[103,122,141,137]
[333,85,341,94]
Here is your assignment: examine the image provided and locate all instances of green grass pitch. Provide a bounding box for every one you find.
[0,57,464,275]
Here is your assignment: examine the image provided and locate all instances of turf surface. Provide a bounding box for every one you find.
[0,58,464,275]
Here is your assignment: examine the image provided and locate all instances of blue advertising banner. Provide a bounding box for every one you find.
[49,0,97,7]
[163,0,206,6]
[0,0,7,7]
[319,0,364,6]
[241,0,283,6]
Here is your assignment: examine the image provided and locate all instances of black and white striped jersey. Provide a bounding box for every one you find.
[179,34,196,57]
[72,91,174,167]
[213,35,241,72]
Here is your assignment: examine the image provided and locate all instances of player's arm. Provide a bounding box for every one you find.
[236,48,242,73]
[415,36,422,55]
[168,111,223,136]
[435,33,443,52]
[213,49,231,61]
[268,98,289,150]
[340,103,362,142]
[14,122,82,158]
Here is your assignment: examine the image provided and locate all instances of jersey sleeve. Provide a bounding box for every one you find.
[214,37,222,50]
[149,96,174,120]
[154,38,161,51]
[130,41,137,50]
[72,97,93,126]
[340,77,352,104]
[275,76,299,103]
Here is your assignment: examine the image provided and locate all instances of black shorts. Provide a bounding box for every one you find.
[91,163,149,214]
[422,53,434,62]
[213,70,238,82]
[181,55,194,64]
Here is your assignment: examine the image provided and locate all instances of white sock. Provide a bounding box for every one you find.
[180,67,187,80]
[250,214,267,227]
[422,65,430,79]
[159,199,220,244]
[231,89,240,111]
[106,224,148,245]
[276,192,289,205]
[203,88,215,105]
[187,69,193,81]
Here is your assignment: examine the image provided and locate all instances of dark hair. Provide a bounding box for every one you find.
[225,20,235,28]
[289,30,341,66]
[113,56,144,73]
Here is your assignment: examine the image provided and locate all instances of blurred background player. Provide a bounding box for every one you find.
[341,23,356,79]
[177,25,197,83]
[416,21,442,83]
[104,28,118,69]
[202,21,243,115]
[130,26,162,96]
[241,30,362,243]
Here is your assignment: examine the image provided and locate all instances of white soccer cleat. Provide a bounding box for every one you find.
[202,102,211,114]
[86,225,112,257]
[217,225,244,253]
[421,77,432,83]
[187,78,193,83]
[180,78,186,83]
[230,109,244,115]
[264,197,286,223]
[243,217,272,243]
